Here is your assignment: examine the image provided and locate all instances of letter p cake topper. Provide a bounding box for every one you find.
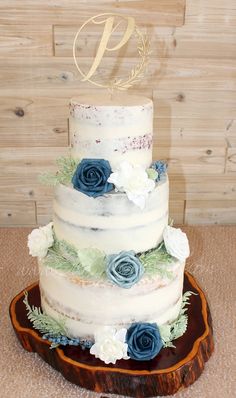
[73,13,150,91]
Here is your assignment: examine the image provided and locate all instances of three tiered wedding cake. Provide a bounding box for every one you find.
[26,92,190,365]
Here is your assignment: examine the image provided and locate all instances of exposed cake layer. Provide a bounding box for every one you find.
[39,260,185,339]
[53,178,169,254]
[69,94,153,169]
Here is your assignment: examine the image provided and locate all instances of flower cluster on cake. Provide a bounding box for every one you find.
[25,92,192,365]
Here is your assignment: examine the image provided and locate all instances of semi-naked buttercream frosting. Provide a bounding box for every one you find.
[69,93,153,169]
[53,177,169,254]
[39,260,184,339]
[32,93,190,360]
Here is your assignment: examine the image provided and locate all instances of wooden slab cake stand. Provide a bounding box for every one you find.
[9,272,214,397]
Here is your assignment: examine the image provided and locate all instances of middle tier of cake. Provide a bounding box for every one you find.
[53,177,169,254]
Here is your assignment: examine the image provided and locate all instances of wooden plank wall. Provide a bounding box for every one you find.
[0,0,235,226]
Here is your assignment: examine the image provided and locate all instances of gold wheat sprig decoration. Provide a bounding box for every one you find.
[111,28,151,91]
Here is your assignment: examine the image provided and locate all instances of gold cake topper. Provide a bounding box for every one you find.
[73,13,150,91]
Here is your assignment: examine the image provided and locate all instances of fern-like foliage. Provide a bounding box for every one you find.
[43,238,87,276]
[23,291,67,337]
[43,239,107,280]
[159,291,197,348]
[43,238,176,281]
[112,29,151,91]
[180,291,195,315]
[139,242,175,279]
[39,156,79,186]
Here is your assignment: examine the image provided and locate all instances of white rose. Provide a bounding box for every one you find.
[163,226,190,261]
[27,222,54,259]
[108,161,155,210]
[90,327,129,364]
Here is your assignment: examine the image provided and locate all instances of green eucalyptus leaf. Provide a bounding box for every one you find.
[146,168,158,181]
[77,248,106,278]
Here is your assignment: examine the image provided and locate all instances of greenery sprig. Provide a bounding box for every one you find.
[42,237,176,282]
[159,291,197,348]
[39,156,78,186]
[43,239,107,280]
[139,242,175,280]
[112,29,151,91]
[23,291,67,338]
[44,239,83,274]
[23,290,196,351]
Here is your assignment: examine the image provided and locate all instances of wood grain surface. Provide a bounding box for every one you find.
[9,271,214,397]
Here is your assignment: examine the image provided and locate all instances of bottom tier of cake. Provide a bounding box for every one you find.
[39,260,185,339]
[10,272,214,397]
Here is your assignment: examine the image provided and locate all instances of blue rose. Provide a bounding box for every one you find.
[72,159,114,198]
[106,251,144,289]
[151,160,167,181]
[126,322,163,361]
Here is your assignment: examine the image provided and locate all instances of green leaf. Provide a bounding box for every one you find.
[38,173,60,186]
[146,168,158,181]
[159,291,196,347]
[159,324,172,344]
[169,314,188,341]
[39,156,79,187]
[23,291,67,337]
[139,242,175,279]
[50,342,60,349]
[179,290,197,316]
[43,239,85,276]
[43,239,106,280]
[77,248,106,278]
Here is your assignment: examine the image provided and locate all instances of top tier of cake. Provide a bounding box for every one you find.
[69,93,153,169]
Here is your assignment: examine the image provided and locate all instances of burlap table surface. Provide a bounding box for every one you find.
[1,226,235,398]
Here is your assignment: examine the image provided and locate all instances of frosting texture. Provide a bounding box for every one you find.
[69,94,153,169]
[34,93,189,363]
[53,178,169,254]
[39,259,184,339]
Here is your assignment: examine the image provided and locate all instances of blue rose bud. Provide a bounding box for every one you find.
[126,322,163,361]
[72,158,114,198]
[106,251,144,289]
[151,160,167,181]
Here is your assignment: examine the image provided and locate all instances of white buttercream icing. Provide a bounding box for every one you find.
[37,93,188,348]
[69,93,153,169]
[53,178,169,254]
[39,260,185,339]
